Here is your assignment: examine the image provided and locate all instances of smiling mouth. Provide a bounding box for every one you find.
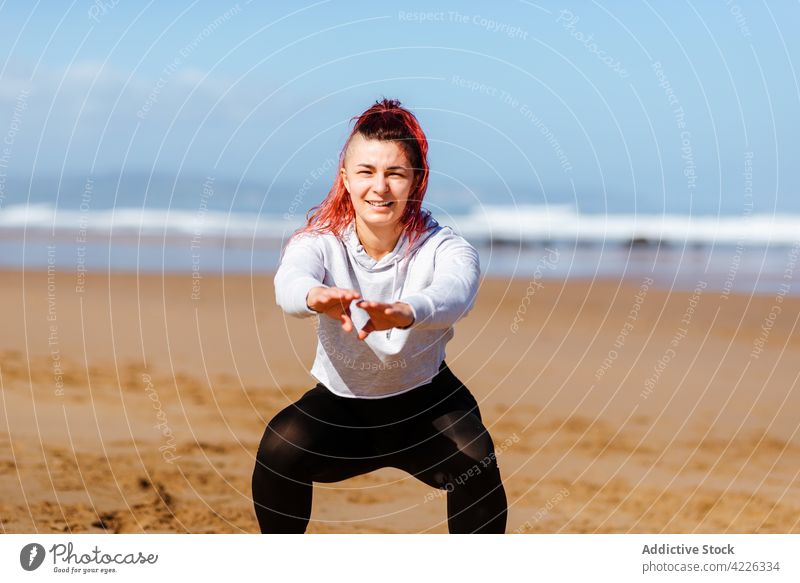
[366,200,394,207]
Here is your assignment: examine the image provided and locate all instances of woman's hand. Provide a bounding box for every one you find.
[306,287,361,333]
[355,301,414,340]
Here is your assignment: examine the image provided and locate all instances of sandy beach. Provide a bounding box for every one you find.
[1,268,798,533]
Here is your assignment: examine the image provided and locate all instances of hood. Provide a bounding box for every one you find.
[341,212,439,273]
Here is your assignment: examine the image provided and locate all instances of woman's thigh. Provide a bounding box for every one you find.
[259,385,387,483]
[384,383,498,489]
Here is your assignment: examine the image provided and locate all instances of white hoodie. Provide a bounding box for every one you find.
[274,214,480,398]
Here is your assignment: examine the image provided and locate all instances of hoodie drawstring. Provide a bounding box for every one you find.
[386,258,400,340]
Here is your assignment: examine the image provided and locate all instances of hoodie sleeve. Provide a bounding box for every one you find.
[401,231,480,329]
[274,234,327,317]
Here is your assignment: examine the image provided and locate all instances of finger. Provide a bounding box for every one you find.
[358,300,387,311]
[325,292,352,309]
[358,320,375,341]
[328,289,346,302]
[340,311,354,333]
[332,290,361,306]
[335,288,360,299]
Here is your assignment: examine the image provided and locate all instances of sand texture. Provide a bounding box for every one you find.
[1,270,798,533]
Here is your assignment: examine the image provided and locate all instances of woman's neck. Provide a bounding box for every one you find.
[354,220,402,261]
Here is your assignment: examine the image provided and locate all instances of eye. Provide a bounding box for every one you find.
[357,171,371,175]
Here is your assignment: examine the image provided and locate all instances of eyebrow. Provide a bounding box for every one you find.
[356,164,408,171]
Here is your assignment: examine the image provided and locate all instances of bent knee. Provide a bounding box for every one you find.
[447,421,498,467]
[426,436,501,491]
[255,409,314,471]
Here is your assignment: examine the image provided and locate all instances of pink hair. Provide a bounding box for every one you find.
[291,98,433,249]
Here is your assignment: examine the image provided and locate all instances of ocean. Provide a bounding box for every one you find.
[1,173,799,296]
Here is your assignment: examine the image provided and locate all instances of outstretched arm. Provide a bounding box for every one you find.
[274,236,363,334]
[400,234,480,330]
[274,236,330,317]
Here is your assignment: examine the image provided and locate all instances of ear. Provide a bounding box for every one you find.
[340,166,349,192]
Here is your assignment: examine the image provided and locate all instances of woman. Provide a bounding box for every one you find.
[252,98,507,533]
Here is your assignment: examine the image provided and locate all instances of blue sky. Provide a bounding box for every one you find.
[0,0,798,215]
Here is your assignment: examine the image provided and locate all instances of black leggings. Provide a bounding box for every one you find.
[252,362,507,533]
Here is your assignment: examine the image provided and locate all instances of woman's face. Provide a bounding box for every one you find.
[340,134,414,233]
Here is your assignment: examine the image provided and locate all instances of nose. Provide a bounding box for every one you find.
[372,172,389,193]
